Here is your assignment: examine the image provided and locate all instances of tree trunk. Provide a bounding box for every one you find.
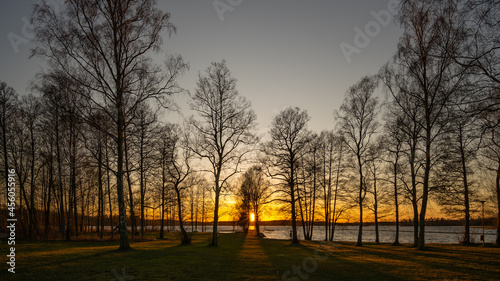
[29,126,36,240]
[105,139,113,238]
[176,188,190,244]
[356,155,363,247]
[418,127,432,251]
[124,132,136,240]
[98,141,104,240]
[72,139,78,237]
[496,160,500,245]
[410,144,419,248]
[290,167,299,244]
[45,155,54,239]
[116,90,130,251]
[330,147,341,242]
[211,188,220,246]
[2,104,9,224]
[459,131,470,244]
[255,206,260,235]
[140,132,145,237]
[298,183,307,240]
[393,161,400,246]
[160,169,165,239]
[373,168,379,244]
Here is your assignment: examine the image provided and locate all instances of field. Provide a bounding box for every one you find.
[1,231,499,280]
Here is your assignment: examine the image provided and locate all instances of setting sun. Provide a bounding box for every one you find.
[250,213,255,222]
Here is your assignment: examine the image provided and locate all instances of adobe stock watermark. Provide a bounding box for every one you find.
[282,241,339,281]
[110,267,135,281]
[6,169,16,274]
[7,0,65,54]
[339,0,400,63]
[213,0,244,22]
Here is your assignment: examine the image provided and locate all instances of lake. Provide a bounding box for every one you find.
[98,224,497,244]
[258,225,497,244]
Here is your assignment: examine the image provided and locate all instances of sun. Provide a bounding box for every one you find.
[250,213,255,222]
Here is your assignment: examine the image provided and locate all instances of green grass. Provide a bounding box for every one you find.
[1,232,499,280]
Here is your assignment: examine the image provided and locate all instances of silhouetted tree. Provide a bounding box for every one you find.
[165,124,194,244]
[236,166,271,235]
[263,107,311,244]
[189,60,257,246]
[381,105,406,246]
[397,0,466,250]
[336,76,379,246]
[0,81,17,233]
[31,0,187,250]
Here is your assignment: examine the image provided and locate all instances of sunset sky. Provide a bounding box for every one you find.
[0,0,460,222]
[1,0,402,134]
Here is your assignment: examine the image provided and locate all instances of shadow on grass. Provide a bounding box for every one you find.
[258,238,406,281]
[339,242,500,280]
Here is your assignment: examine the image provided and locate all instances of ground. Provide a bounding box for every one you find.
[1,230,499,280]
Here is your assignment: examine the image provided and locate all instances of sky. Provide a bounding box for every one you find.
[1,0,458,221]
[0,0,403,136]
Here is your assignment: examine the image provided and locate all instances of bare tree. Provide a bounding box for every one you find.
[31,0,187,250]
[451,0,500,95]
[436,104,480,244]
[157,124,173,239]
[22,95,42,240]
[0,81,17,233]
[189,60,257,246]
[381,105,406,246]
[236,166,271,235]
[336,75,379,246]
[480,112,500,244]
[318,130,335,241]
[131,104,158,238]
[366,141,386,244]
[380,63,424,247]
[326,131,347,242]
[297,134,321,240]
[165,124,194,244]
[262,107,311,244]
[397,0,466,250]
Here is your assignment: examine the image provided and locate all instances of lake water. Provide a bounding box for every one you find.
[258,225,497,244]
[99,224,497,244]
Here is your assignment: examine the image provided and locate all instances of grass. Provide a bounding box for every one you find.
[1,231,499,280]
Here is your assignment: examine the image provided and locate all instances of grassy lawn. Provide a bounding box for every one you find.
[1,231,499,280]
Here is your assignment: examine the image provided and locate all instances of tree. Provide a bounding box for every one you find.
[318,131,335,241]
[322,131,347,242]
[157,124,173,239]
[21,95,42,239]
[236,166,271,235]
[0,81,17,233]
[132,104,158,238]
[263,107,311,244]
[298,133,321,240]
[336,75,379,246]
[366,140,386,244]
[397,0,466,250]
[381,106,406,246]
[31,0,187,250]
[436,105,480,244]
[481,112,500,245]
[451,0,500,95]
[164,124,194,244]
[380,63,424,247]
[189,60,257,246]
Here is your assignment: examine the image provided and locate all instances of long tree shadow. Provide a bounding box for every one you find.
[258,238,406,281]
[334,242,500,280]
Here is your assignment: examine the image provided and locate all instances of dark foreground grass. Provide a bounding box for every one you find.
[1,232,499,280]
